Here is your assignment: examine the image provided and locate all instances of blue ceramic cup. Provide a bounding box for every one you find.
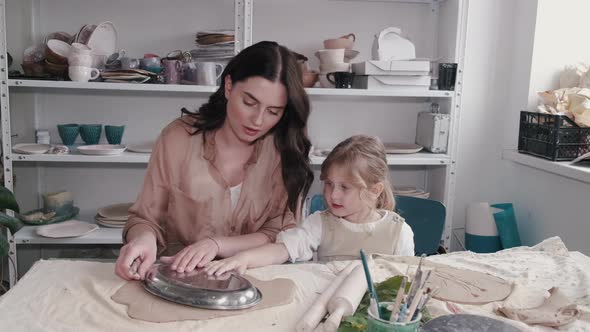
[105,125,125,145]
[57,123,80,146]
[80,124,102,145]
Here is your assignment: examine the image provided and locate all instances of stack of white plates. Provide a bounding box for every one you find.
[95,202,133,228]
[77,144,126,155]
[394,186,430,199]
[384,143,423,154]
[12,143,51,154]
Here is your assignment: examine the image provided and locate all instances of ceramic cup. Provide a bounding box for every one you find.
[327,71,354,88]
[105,125,125,144]
[69,66,100,82]
[42,190,74,217]
[68,53,93,67]
[367,302,421,332]
[80,124,102,145]
[57,123,80,145]
[162,59,182,84]
[317,49,345,64]
[120,57,141,70]
[141,56,162,74]
[195,62,223,86]
[438,63,458,90]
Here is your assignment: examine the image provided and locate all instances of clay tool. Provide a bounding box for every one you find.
[389,276,407,322]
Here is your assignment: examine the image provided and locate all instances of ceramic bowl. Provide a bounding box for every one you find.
[45,39,71,65]
[302,71,319,88]
[323,38,354,50]
[43,60,68,77]
[44,31,74,45]
[21,63,45,76]
[319,62,350,74]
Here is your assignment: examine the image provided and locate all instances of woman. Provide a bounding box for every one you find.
[115,41,314,280]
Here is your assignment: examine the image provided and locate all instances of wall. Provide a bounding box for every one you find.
[453,0,590,254]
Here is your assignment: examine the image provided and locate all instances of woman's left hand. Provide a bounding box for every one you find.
[204,253,250,276]
[160,237,219,273]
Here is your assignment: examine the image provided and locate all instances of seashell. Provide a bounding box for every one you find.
[41,212,57,221]
[19,211,44,222]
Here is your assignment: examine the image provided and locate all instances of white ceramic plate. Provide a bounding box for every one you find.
[95,217,126,228]
[127,142,154,153]
[87,21,117,56]
[36,220,99,238]
[77,144,126,155]
[12,143,51,154]
[97,202,132,220]
[384,143,423,154]
[394,186,418,195]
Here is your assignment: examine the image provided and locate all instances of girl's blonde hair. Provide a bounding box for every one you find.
[320,135,395,211]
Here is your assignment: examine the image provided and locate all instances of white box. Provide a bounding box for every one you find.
[415,112,450,153]
[352,60,430,76]
[352,75,431,90]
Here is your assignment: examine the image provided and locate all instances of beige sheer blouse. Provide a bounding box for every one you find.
[123,117,296,255]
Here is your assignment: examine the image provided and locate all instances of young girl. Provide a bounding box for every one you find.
[204,135,415,275]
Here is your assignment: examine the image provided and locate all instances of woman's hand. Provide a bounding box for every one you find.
[160,237,219,273]
[204,253,251,276]
[115,234,157,281]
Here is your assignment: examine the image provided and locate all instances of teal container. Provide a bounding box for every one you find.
[368,303,421,332]
[491,203,522,249]
[105,125,125,144]
[57,124,80,145]
[80,124,102,145]
[465,233,503,253]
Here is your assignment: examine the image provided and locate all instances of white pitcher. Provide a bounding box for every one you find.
[371,27,416,61]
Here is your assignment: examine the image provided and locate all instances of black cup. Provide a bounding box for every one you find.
[327,71,354,88]
[438,63,458,90]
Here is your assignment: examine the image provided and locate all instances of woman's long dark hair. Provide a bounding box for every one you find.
[182,41,313,214]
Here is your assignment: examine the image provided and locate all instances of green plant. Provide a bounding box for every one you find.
[0,185,23,257]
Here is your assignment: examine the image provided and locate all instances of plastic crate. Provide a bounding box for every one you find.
[518,111,590,161]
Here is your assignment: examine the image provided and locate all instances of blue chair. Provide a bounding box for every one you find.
[307,194,446,256]
[394,195,446,256]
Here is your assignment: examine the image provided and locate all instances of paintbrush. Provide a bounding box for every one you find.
[359,249,381,319]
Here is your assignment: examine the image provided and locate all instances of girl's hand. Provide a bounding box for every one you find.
[115,235,157,281]
[160,237,219,273]
[204,253,251,276]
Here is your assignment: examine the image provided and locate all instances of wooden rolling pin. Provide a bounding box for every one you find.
[296,262,358,332]
[323,265,368,332]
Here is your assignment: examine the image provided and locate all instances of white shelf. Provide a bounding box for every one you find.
[14,151,449,165]
[12,151,150,163]
[311,152,450,165]
[14,222,123,245]
[503,149,590,185]
[305,88,453,98]
[9,79,218,93]
[331,0,443,4]
[8,79,453,98]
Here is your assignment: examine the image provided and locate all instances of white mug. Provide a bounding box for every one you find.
[68,53,93,67]
[195,62,223,86]
[68,66,100,82]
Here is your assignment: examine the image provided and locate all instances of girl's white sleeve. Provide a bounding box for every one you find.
[275,211,323,262]
[395,222,416,256]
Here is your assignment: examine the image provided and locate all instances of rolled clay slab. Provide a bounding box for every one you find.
[111,276,296,322]
[425,266,512,304]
